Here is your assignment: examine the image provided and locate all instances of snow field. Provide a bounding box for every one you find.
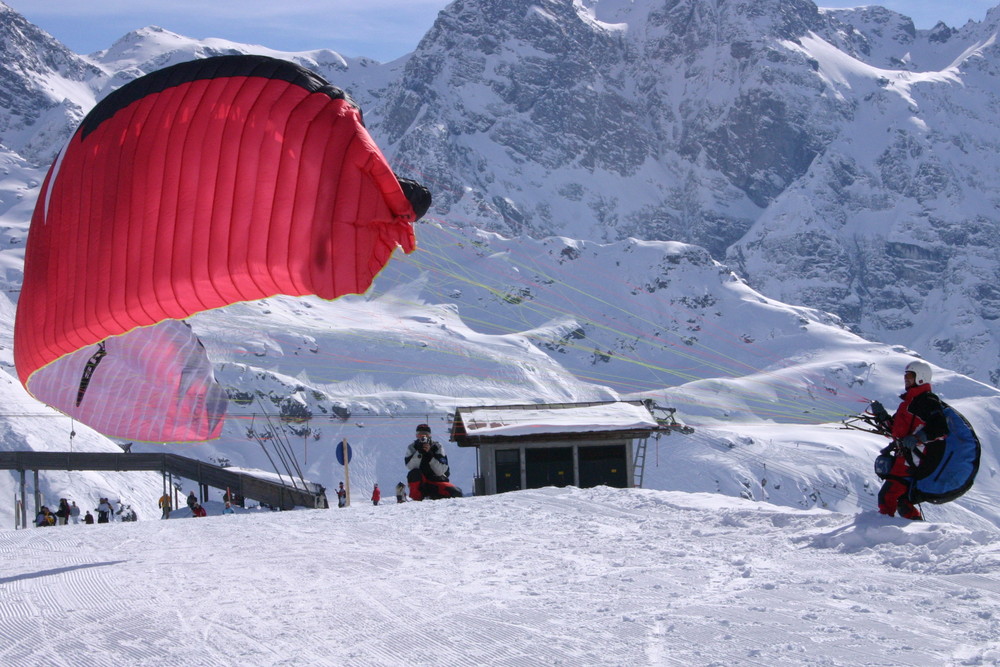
[1,486,998,666]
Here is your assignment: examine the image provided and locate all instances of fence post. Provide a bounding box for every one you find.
[33,470,40,525]
[19,469,27,529]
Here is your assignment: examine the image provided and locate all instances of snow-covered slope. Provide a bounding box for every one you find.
[2,486,999,665]
[730,8,1000,387]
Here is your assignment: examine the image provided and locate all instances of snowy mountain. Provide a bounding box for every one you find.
[3,2,1000,386]
[0,1,998,533]
[372,0,1000,387]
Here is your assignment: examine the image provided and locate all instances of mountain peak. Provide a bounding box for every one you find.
[367,0,1000,387]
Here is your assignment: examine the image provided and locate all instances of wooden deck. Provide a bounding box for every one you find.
[1,451,327,512]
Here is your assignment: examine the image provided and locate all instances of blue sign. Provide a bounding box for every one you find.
[335,440,353,466]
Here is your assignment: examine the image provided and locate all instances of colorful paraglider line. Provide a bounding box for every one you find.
[382,152,869,419]
[385,155,873,420]
[371,225,864,422]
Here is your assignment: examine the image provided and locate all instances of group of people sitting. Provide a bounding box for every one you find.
[34,497,118,526]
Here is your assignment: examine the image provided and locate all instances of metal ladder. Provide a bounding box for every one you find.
[633,436,649,488]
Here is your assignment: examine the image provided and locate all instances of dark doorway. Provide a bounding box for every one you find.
[578,445,628,489]
[494,449,522,494]
[525,447,573,489]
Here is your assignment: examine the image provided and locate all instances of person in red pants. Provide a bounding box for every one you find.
[404,424,463,501]
[871,360,949,520]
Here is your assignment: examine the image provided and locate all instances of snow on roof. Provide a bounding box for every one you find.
[459,402,657,438]
[226,466,325,494]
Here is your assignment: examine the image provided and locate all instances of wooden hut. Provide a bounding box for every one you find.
[449,400,660,496]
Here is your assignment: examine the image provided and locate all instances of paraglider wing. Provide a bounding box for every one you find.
[14,55,426,442]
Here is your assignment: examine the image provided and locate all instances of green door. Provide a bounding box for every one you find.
[494,448,522,494]
[578,445,628,489]
[525,447,573,489]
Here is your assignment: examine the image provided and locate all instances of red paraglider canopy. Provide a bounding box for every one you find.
[14,55,427,442]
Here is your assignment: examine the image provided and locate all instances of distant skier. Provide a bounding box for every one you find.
[55,498,71,525]
[186,491,197,511]
[404,424,463,501]
[371,484,381,506]
[336,482,347,508]
[159,493,172,519]
[395,481,407,503]
[96,498,113,524]
[870,360,948,521]
[191,503,207,518]
[69,501,80,524]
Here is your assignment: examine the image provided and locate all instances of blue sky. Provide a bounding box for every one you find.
[4,1,998,63]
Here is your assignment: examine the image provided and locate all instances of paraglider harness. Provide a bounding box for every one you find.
[845,398,982,505]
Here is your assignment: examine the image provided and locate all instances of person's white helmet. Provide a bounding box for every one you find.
[905,360,932,386]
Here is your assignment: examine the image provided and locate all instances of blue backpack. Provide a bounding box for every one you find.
[911,404,981,505]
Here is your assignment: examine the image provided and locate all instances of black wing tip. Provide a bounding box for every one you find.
[79,54,352,140]
[397,177,432,221]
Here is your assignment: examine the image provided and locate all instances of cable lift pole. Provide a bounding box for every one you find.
[268,423,304,490]
[269,414,307,482]
[646,403,696,436]
[248,412,289,491]
[268,411,311,488]
[633,401,695,488]
[254,399,311,492]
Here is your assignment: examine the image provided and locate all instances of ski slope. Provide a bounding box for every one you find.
[1,486,998,665]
